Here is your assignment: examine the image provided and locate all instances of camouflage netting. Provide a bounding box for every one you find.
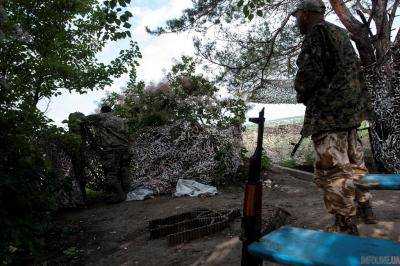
[363,45,400,173]
[129,120,243,195]
[248,79,297,104]
[40,130,104,208]
[40,136,83,208]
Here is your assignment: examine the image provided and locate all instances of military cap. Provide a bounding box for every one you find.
[291,0,326,15]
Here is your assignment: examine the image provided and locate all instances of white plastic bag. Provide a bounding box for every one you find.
[126,187,154,201]
[174,179,218,197]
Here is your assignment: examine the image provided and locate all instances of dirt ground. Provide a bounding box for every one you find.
[43,169,400,266]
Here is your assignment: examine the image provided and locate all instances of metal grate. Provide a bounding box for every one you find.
[149,208,241,245]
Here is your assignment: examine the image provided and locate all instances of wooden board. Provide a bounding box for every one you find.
[248,226,400,266]
[359,174,400,190]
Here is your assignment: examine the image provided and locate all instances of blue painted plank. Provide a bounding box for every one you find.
[248,226,400,266]
[359,174,400,190]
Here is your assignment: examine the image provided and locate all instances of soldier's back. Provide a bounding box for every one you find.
[300,21,366,136]
[95,113,129,148]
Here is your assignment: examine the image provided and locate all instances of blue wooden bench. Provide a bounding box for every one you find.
[245,174,400,265]
[357,174,400,190]
[248,226,400,266]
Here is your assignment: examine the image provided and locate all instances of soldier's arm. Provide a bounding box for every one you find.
[294,27,326,104]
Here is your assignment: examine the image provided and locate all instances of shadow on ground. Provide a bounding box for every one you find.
[41,169,400,265]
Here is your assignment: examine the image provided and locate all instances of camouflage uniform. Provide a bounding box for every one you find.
[313,129,371,217]
[85,112,130,202]
[295,21,366,137]
[293,2,373,228]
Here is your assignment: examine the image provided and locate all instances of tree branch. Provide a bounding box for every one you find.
[375,0,389,38]
[355,0,372,15]
[370,0,391,59]
[260,13,291,86]
[395,28,400,46]
[330,0,376,64]
[147,0,227,34]
[389,0,400,30]
[356,9,374,38]
[329,0,364,34]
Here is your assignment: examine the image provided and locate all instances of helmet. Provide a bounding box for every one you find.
[292,0,326,15]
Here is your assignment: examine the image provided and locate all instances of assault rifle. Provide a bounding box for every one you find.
[241,108,265,266]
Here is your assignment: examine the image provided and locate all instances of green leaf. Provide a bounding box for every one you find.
[120,14,128,22]
[256,10,263,17]
[237,0,244,7]
[123,22,131,28]
[243,5,249,17]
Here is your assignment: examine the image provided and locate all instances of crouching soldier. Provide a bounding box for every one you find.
[291,0,376,235]
[83,105,131,203]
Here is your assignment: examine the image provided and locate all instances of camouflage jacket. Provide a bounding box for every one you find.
[295,21,367,137]
[84,113,129,149]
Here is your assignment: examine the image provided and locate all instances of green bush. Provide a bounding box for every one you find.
[0,111,60,264]
[85,188,103,202]
[100,56,248,134]
[2,0,141,262]
[261,152,272,170]
[304,148,315,167]
[280,158,297,169]
[63,246,79,258]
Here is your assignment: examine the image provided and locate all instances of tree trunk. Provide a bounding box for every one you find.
[0,0,5,92]
[0,0,4,36]
[330,0,400,173]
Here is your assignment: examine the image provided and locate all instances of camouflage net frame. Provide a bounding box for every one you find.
[39,118,243,205]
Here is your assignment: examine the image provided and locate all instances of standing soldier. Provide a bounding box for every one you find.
[292,0,376,235]
[83,105,131,203]
[65,112,88,205]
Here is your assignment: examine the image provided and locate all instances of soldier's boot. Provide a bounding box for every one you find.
[357,201,377,224]
[342,216,359,235]
[326,214,359,235]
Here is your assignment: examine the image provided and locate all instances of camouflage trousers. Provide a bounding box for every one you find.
[101,148,131,199]
[312,128,372,217]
